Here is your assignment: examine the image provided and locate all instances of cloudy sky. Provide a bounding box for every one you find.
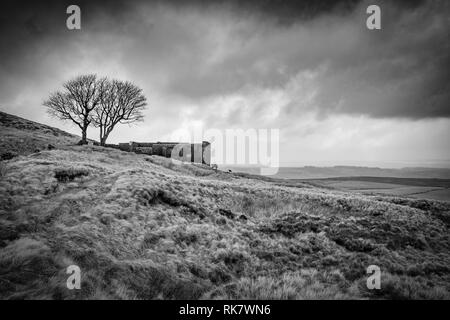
[1,0,449,167]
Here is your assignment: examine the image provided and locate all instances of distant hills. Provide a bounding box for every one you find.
[222,165,450,180]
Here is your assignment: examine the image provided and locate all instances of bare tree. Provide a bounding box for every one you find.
[93,79,147,146]
[44,74,102,144]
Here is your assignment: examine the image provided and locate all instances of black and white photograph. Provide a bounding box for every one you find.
[0,0,449,306]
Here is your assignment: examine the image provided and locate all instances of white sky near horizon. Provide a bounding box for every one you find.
[1,0,449,168]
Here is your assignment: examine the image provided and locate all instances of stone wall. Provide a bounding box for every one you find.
[116,141,211,165]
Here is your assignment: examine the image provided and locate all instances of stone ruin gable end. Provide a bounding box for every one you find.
[201,141,211,166]
[116,141,211,166]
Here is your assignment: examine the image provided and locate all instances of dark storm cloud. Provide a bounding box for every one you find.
[0,0,448,120]
[151,0,449,119]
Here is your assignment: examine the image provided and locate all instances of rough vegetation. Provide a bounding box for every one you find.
[0,112,449,299]
[0,111,80,160]
[0,144,449,300]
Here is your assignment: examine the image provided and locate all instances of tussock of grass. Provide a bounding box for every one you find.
[0,145,449,299]
[204,269,356,299]
[357,272,450,299]
[0,162,7,177]
[1,151,17,161]
[0,237,64,299]
[55,167,90,182]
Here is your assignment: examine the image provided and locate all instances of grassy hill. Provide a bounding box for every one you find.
[0,111,81,160]
[0,112,449,299]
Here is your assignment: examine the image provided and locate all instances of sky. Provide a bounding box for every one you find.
[1,0,449,168]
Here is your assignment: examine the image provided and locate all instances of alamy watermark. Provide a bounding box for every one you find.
[66,5,81,30]
[169,127,280,176]
[366,265,381,290]
[66,265,81,290]
[366,5,381,30]
[66,4,381,31]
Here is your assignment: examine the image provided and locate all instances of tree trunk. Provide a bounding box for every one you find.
[99,126,104,146]
[100,132,110,146]
[81,124,88,145]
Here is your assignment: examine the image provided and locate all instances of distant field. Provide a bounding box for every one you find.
[299,177,450,202]
[415,189,450,202]
[223,166,450,180]
[224,167,450,202]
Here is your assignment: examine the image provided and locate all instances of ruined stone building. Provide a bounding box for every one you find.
[116,141,211,165]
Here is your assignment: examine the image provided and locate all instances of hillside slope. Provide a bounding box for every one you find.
[0,113,449,300]
[0,111,80,160]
